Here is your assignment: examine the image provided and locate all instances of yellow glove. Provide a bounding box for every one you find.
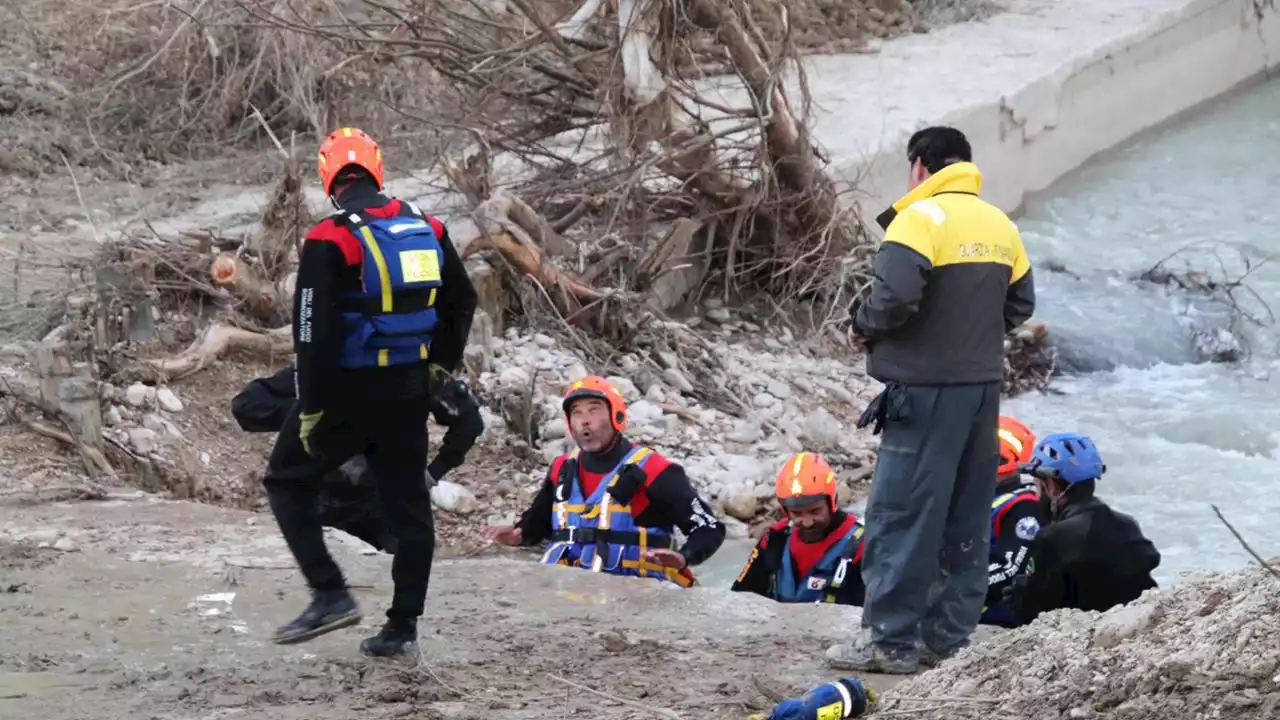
[299,410,324,457]
[427,363,450,396]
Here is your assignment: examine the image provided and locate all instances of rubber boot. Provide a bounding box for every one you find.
[359,619,419,659]
[272,588,361,645]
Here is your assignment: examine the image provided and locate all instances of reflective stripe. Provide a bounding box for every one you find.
[998,428,1024,456]
[354,221,394,313]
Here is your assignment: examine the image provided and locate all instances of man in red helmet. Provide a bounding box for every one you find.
[263,127,477,658]
[482,376,725,586]
[960,415,1049,640]
[732,452,868,606]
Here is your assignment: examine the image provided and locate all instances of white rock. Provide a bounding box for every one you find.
[606,376,640,401]
[655,414,682,435]
[431,480,478,515]
[533,333,555,348]
[1092,604,1155,650]
[766,379,791,400]
[726,420,762,444]
[656,351,680,370]
[155,386,183,412]
[828,384,855,404]
[128,427,159,455]
[722,492,760,521]
[628,399,664,427]
[620,355,640,373]
[542,439,572,464]
[802,407,842,448]
[125,382,154,408]
[499,366,531,387]
[752,392,777,408]
[706,307,732,323]
[568,363,588,381]
[52,538,77,552]
[200,452,211,466]
[764,338,783,351]
[542,416,569,440]
[104,406,123,427]
[717,454,766,493]
[792,376,815,395]
[663,369,694,393]
[644,384,665,403]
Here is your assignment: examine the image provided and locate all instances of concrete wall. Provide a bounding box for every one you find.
[836,0,1280,227]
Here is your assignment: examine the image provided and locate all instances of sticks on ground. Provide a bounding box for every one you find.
[1211,503,1280,581]
[144,324,292,381]
[546,673,684,720]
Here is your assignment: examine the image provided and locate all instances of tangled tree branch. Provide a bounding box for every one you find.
[237,0,874,327]
[1137,240,1275,362]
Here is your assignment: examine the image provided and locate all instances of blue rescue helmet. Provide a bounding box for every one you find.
[1021,432,1105,485]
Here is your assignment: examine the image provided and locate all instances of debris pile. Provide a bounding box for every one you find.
[886,567,1280,719]
[467,311,883,533]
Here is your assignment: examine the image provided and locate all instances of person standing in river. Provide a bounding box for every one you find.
[827,126,1036,674]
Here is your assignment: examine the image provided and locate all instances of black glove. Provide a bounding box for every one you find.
[855,384,911,435]
[1001,574,1029,608]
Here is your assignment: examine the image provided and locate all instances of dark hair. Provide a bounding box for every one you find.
[331,165,374,196]
[906,126,972,174]
[1053,477,1096,501]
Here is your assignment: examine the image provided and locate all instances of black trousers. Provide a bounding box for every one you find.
[263,368,435,624]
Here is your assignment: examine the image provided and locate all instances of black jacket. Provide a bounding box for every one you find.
[231,365,484,481]
[1015,496,1161,624]
[984,480,1046,627]
[856,162,1035,385]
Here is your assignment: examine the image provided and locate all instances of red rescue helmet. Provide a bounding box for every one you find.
[562,376,628,432]
[317,127,385,197]
[775,452,839,513]
[997,415,1036,477]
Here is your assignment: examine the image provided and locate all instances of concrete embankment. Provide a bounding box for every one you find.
[806,0,1280,221]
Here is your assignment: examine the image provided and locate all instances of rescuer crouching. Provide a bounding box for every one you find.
[731,452,867,606]
[481,376,726,586]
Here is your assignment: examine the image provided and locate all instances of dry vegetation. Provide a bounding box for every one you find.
[0,0,1055,505]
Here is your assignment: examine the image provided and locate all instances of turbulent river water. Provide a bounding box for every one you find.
[697,76,1280,590]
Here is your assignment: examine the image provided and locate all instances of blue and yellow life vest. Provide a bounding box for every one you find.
[775,521,865,604]
[337,206,444,369]
[982,487,1038,625]
[990,488,1037,547]
[540,446,695,588]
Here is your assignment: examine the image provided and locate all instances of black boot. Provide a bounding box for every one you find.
[359,620,418,658]
[272,589,361,645]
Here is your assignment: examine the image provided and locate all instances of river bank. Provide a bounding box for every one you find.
[4,0,1280,717]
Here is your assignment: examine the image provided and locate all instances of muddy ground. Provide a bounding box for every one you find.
[0,493,958,719]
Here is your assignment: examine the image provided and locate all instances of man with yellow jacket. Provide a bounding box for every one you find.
[828,126,1036,674]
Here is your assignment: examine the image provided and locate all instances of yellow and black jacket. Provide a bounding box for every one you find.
[857,162,1035,385]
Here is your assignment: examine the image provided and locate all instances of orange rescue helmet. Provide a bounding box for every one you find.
[997,415,1036,477]
[562,376,628,433]
[317,127,385,197]
[775,452,839,513]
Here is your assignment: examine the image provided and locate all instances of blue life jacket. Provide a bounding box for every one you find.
[766,678,872,720]
[775,519,865,604]
[540,447,695,588]
[982,487,1038,625]
[336,205,444,369]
